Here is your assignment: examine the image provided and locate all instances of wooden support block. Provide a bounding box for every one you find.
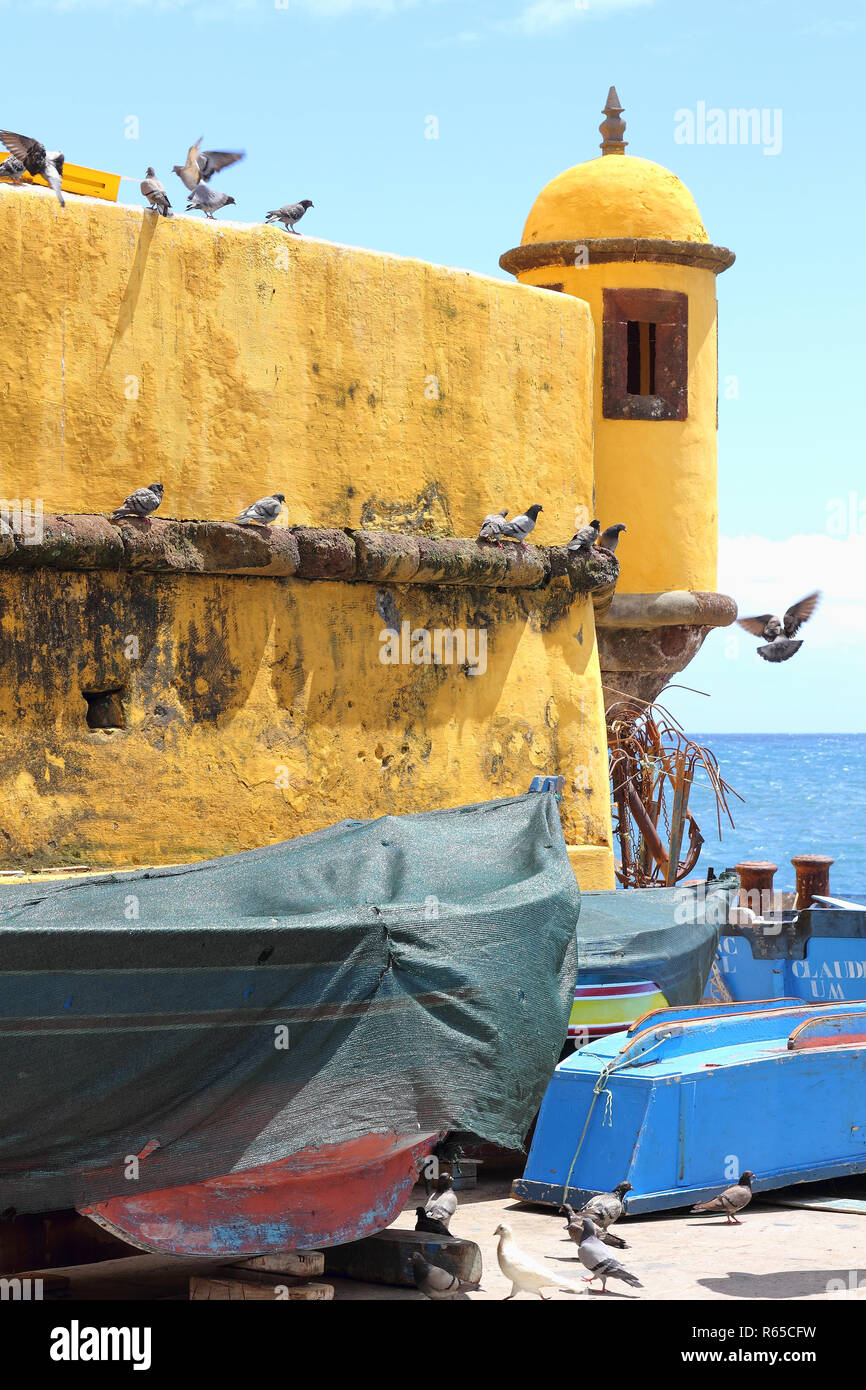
[230,1251,324,1278]
[189,1275,333,1302]
[324,1228,481,1289]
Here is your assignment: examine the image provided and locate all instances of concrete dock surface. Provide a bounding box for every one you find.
[22,1173,866,1300]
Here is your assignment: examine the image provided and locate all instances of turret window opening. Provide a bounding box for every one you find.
[626,321,656,396]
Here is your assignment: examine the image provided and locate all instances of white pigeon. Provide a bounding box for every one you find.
[494,1222,586,1300]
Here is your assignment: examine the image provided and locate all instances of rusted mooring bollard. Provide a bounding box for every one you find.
[734,861,778,919]
[791,854,833,907]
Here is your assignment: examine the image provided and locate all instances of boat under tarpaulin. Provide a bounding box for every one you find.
[567,875,736,1041]
[0,792,578,1253]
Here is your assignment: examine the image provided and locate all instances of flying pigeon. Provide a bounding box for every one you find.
[423,1174,457,1232]
[691,1170,754,1224]
[738,593,820,664]
[140,168,172,217]
[265,200,314,234]
[410,1253,476,1301]
[0,154,26,183]
[500,504,543,547]
[0,130,64,206]
[597,523,627,554]
[567,519,600,555]
[494,1222,586,1300]
[235,493,285,527]
[572,1181,633,1234]
[477,509,508,545]
[111,482,164,522]
[186,184,236,220]
[562,1202,628,1251]
[173,138,244,192]
[577,1218,643,1293]
[414,1206,450,1237]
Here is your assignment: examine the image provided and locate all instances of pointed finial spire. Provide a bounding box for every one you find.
[600,86,627,155]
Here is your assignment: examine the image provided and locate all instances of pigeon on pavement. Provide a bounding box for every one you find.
[141,168,172,217]
[173,138,244,191]
[597,523,627,554]
[111,483,164,521]
[414,1206,451,1237]
[0,130,64,206]
[477,509,508,544]
[567,519,600,555]
[494,1222,586,1299]
[0,154,26,183]
[577,1218,643,1293]
[562,1202,628,1250]
[265,200,314,234]
[500,505,543,547]
[738,594,820,664]
[691,1171,754,1224]
[574,1181,633,1234]
[423,1174,457,1232]
[186,184,236,219]
[410,1253,476,1301]
[235,493,285,527]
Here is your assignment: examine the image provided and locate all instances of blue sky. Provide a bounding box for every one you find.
[2,0,864,731]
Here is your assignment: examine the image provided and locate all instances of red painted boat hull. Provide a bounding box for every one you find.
[80,1131,438,1256]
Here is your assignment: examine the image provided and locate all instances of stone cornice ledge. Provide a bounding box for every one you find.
[499,238,736,277]
[0,515,619,595]
[595,591,738,629]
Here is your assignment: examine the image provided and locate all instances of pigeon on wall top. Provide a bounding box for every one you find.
[111,483,164,522]
[738,593,820,663]
[186,184,236,220]
[235,494,285,527]
[477,509,508,544]
[567,519,600,555]
[141,168,172,217]
[597,523,627,554]
[265,201,314,234]
[0,130,64,206]
[500,505,543,546]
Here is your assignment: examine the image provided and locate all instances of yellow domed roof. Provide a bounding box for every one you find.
[521,155,709,246]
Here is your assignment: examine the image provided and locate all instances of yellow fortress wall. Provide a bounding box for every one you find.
[0,184,615,887]
[0,186,593,535]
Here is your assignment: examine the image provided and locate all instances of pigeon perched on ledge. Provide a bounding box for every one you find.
[500,504,543,547]
[567,519,600,555]
[691,1170,754,1224]
[186,184,236,219]
[477,509,508,544]
[265,200,314,234]
[597,523,627,554]
[423,1174,457,1232]
[235,493,285,527]
[0,130,65,206]
[738,593,820,663]
[141,168,172,217]
[111,483,164,521]
[0,154,26,183]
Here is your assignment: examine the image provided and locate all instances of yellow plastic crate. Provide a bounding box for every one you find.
[0,152,121,203]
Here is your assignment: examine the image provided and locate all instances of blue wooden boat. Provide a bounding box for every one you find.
[514,997,866,1213]
[713,900,866,1005]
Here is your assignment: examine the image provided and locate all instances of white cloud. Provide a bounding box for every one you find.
[505,0,653,36]
[719,532,866,650]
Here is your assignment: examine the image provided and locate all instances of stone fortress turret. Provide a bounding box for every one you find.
[500,88,738,705]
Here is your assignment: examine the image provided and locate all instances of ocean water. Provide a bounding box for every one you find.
[684,734,866,900]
